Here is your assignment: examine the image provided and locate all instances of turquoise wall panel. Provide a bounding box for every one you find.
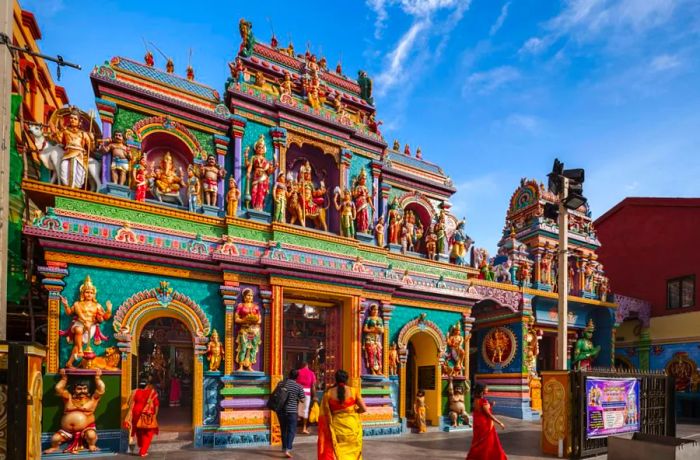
[389,305,461,344]
[59,265,223,367]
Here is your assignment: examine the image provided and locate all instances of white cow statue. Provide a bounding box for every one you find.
[28,123,102,191]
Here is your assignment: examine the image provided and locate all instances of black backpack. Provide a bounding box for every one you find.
[267,379,290,413]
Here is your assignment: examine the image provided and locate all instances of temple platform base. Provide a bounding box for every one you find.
[101,183,132,199]
[356,232,374,244]
[201,204,221,217]
[246,209,271,222]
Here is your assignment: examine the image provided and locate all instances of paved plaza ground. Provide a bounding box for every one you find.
[114,417,700,460]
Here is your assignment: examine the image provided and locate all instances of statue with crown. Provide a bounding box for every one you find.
[443,321,466,376]
[573,319,601,370]
[59,275,113,368]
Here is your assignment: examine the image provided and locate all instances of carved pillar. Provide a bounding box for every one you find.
[533,250,543,284]
[380,184,391,220]
[215,134,230,208]
[219,279,241,375]
[270,127,287,179]
[231,115,247,188]
[370,161,382,223]
[381,302,394,376]
[95,98,117,185]
[259,287,272,373]
[340,149,353,191]
[350,295,362,388]
[398,345,408,419]
[462,313,474,382]
[637,328,651,370]
[38,262,69,373]
[269,284,284,446]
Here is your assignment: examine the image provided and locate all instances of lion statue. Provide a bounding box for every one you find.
[84,346,121,370]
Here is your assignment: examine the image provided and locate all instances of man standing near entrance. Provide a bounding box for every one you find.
[297,362,317,434]
[280,369,305,458]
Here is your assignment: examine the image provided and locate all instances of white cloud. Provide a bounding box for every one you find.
[367,0,390,39]
[650,54,682,72]
[462,65,520,95]
[490,2,511,36]
[369,0,471,96]
[504,113,541,133]
[519,0,683,55]
[519,37,550,55]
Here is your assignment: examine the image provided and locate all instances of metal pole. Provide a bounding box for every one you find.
[557,178,569,370]
[0,0,13,341]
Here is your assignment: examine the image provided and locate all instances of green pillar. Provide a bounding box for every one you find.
[636,328,651,370]
[7,94,28,303]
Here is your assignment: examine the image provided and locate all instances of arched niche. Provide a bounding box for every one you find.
[285,142,340,234]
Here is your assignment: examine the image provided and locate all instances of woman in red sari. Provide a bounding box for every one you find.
[125,378,160,457]
[317,369,368,460]
[466,383,507,460]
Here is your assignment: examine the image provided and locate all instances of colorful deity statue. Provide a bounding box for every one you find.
[449,220,473,266]
[334,188,356,238]
[486,328,509,364]
[286,177,304,225]
[149,345,167,385]
[388,342,399,376]
[425,224,438,260]
[200,154,226,207]
[279,71,293,101]
[524,316,541,378]
[435,218,447,256]
[447,375,470,427]
[206,329,224,372]
[238,18,254,57]
[235,288,262,371]
[402,210,416,252]
[132,154,149,202]
[299,160,327,226]
[60,276,112,368]
[573,319,601,370]
[541,250,554,285]
[228,57,245,83]
[272,172,287,223]
[414,221,424,253]
[245,135,275,212]
[186,166,201,212]
[392,140,400,151]
[363,304,384,375]
[443,322,465,376]
[152,152,184,195]
[403,144,411,156]
[374,215,385,248]
[226,176,240,217]
[100,130,131,185]
[144,50,154,67]
[416,147,422,159]
[387,197,403,245]
[352,168,374,234]
[357,70,374,105]
[43,369,105,454]
[51,107,94,189]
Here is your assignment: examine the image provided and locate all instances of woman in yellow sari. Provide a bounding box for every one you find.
[317,369,367,460]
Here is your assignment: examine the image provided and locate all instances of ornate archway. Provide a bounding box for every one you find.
[113,282,210,428]
[396,315,447,420]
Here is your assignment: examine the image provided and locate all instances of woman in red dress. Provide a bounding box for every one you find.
[125,378,160,457]
[466,383,507,460]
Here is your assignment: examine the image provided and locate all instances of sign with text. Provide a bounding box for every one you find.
[585,377,640,439]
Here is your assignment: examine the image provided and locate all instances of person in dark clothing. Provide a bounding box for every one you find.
[279,369,305,458]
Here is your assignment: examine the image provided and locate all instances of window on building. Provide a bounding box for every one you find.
[667,276,695,309]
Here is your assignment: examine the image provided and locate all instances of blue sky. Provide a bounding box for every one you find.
[23,0,700,252]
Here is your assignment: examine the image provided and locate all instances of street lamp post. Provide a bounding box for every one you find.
[557,178,569,370]
[547,159,586,370]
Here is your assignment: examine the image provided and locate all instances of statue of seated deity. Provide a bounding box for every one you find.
[151,152,185,206]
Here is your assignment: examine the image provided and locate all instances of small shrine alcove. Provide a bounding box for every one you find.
[285,139,340,234]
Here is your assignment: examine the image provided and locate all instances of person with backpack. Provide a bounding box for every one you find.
[269,369,305,458]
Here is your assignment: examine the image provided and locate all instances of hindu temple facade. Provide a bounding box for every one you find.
[20,17,617,455]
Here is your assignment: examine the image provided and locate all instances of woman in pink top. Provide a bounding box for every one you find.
[296,362,317,434]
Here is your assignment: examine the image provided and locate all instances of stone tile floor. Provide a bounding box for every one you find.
[115,417,700,460]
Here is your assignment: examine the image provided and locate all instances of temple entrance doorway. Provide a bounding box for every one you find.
[137,317,193,432]
[404,332,441,427]
[282,299,341,392]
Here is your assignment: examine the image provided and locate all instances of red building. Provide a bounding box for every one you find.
[595,197,700,419]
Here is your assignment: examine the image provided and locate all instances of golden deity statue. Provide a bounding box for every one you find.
[61,276,112,368]
[206,329,224,372]
[52,107,94,188]
[153,152,184,194]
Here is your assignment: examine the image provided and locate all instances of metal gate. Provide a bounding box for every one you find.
[570,368,675,458]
